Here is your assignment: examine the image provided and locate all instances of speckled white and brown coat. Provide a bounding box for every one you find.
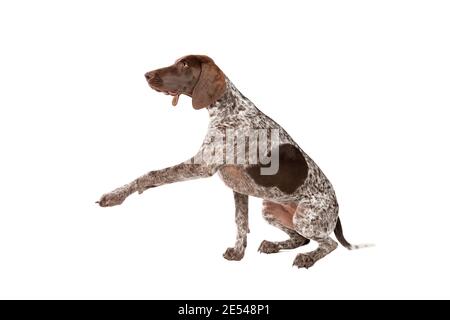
[98,55,364,268]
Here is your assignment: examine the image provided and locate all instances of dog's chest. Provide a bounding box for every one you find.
[218,165,261,197]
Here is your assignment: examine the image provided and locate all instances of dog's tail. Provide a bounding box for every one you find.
[334,217,374,250]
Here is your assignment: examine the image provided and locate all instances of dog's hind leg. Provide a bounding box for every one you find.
[292,197,339,268]
[223,191,249,261]
[258,200,310,254]
[292,236,337,269]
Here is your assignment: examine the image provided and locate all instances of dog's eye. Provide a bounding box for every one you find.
[182,62,189,69]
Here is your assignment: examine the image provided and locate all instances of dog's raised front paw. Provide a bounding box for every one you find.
[97,190,127,207]
[223,247,245,261]
[258,240,280,254]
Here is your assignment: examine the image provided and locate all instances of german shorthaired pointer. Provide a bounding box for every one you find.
[98,55,368,268]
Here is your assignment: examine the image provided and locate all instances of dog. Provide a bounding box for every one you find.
[98,55,369,268]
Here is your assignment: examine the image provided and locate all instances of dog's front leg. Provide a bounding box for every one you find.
[98,159,218,207]
[223,191,249,261]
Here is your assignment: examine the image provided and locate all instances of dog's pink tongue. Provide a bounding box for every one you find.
[172,94,180,106]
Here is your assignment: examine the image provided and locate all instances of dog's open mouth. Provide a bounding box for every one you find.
[150,86,180,106]
[158,89,180,106]
[168,92,180,106]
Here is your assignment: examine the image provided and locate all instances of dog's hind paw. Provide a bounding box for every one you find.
[292,253,316,269]
[258,240,280,254]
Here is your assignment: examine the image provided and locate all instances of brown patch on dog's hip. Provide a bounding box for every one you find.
[246,144,308,194]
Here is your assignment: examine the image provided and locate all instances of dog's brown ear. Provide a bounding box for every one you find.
[192,59,226,109]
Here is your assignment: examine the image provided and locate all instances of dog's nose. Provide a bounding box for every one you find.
[145,72,155,81]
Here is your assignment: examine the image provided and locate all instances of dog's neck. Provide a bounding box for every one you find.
[207,77,257,120]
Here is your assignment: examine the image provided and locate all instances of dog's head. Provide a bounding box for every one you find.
[145,55,226,109]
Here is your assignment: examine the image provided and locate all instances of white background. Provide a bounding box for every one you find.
[0,0,449,299]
